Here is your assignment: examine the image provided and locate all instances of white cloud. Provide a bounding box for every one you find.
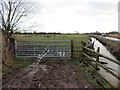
[21,0,119,33]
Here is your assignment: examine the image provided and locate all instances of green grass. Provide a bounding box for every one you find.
[68,58,100,86]
[95,36,120,52]
[14,34,88,42]
[2,57,34,74]
[14,34,88,46]
[68,58,81,65]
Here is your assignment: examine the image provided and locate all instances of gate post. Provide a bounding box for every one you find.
[71,40,73,58]
[15,40,17,56]
[96,47,100,70]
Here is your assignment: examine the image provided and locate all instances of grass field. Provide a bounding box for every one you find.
[14,34,89,42]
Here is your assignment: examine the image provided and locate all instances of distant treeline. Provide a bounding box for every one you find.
[14,32,62,34]
[84,31,120,35]
[14,31,120,35]
[106,31,120,34]
[14,32,82,35]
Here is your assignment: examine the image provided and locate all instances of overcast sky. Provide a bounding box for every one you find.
[21,0,119,33]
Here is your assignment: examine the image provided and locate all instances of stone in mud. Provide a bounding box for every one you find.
[10,82,13,85]
[21,81,26,83]
[32,79,38,81]
[23,72,29,76]
[33,76,37,79]
[15,76,19,78]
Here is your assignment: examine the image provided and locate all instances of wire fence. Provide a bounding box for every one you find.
[15,40,71,58]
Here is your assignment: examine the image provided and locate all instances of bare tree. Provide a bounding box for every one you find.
[0,0,34,65]
[0,0,33,38]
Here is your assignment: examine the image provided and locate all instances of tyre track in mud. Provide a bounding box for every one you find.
[3,59,98,88]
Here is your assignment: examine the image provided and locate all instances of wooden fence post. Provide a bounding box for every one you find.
[96,47,100,70]
[71,40,73,58]
[81,41,86,53]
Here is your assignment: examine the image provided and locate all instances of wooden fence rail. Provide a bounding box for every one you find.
[82,45,120,87]
[83,47,120,65]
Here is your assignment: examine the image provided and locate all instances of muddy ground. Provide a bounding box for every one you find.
[2,58,99,88]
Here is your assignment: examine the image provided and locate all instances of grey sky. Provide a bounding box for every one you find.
[21,0,119,33]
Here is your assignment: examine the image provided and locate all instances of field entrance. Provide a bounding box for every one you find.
[15,40,71,58]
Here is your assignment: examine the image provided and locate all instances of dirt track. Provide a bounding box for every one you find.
[3,59,98,88]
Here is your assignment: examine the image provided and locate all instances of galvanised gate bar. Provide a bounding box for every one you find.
[15,40,71,58]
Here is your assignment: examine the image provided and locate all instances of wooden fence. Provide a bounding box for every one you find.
[82,45,120,88]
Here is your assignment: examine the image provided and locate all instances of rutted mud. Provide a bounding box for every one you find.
[3,59,98,88]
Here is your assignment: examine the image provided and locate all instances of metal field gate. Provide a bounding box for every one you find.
[15,40,71,58]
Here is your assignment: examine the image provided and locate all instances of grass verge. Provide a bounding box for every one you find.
[68,58,100,87]
[2,57,34,75]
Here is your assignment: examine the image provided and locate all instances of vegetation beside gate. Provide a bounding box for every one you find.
[2,57,34,75]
